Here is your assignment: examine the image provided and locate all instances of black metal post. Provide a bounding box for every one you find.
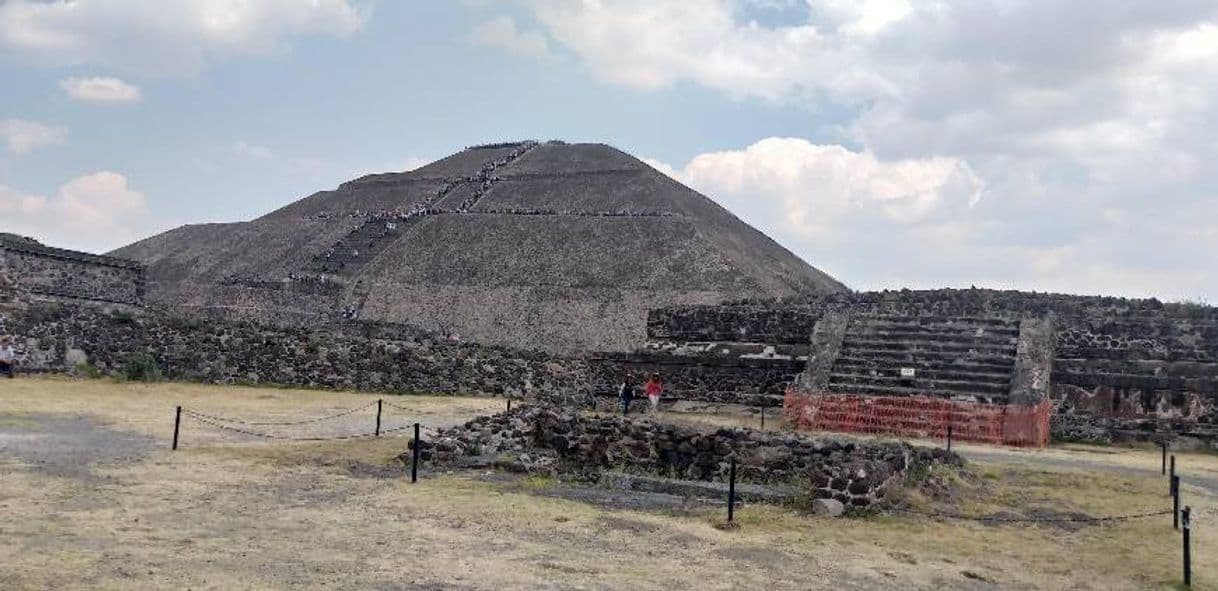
[1182,506,1192,588]
[1162,440,1168,475]
[411,422,421,483]
[760,407,765,429]
[947,423,953,453]
[1170,455,1177,495]
[507,398,512,413]
[172,405,181,451]
[1172,475,1180,530]
[727,458,737,523]
[375,399,382,437]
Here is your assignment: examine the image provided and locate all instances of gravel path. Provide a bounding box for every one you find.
[0,413,155,479]
[959,447,1218,496]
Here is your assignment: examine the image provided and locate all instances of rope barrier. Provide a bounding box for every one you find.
[890,507,1173,524]
[379,399,418,413]
[181,409,412,441]
[181,401,378,426]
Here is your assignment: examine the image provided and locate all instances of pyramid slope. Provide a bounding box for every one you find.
[113,141,845,351]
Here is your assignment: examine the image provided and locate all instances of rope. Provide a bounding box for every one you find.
[890,507,1173,524]
[181,401,378,426]
[379,399,417,413]
[181,409,413,441]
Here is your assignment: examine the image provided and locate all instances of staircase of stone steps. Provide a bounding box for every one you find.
[304,142,539,278]
[306,214,423,276]
[827,315,1020,403]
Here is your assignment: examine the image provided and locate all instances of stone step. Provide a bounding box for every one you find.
[840,338,1016,355]
[825,381,1008,402]
[829,372,1011,395]
[599,472,800,504]
[835,349,1017,369]
[852,320,1020,337]
[848,328,1018,346]
[828,364,1012,384]
[833,355,1014,374]
[834,349,1016,369]
[309,215,425,276]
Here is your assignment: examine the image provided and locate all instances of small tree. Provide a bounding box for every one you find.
[122,353,162,382]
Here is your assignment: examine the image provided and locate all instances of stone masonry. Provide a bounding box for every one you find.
[2,302,587,398]
[1,233,144,307]
[637,289,1218,446]
[416,405,962,508]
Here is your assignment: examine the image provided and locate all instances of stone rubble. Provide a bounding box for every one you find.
[410,405,962,509]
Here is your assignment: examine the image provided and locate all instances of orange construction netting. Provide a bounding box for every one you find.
[783,388,1051,447]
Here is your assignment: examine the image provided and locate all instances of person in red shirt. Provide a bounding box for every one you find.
[644,373,663,413]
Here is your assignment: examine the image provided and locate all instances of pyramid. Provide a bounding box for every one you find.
[112,141,846,352]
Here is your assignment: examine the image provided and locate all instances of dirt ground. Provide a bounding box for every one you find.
[2,377,1215,590]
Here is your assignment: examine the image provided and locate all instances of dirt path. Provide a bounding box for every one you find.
[958,447,1218,496]
[0,413,155,479]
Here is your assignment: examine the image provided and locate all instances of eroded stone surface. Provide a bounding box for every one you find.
[412,406,962,509]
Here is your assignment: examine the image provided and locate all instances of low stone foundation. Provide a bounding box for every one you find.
[413,406,962,509]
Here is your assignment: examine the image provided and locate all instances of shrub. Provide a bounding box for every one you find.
[110,311,135,325]
[122,353,161,382]
[74,362,102,379]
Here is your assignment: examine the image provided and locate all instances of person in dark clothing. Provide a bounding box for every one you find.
[618,373,636,416]
[0,338,15,379]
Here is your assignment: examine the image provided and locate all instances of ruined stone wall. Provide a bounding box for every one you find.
[646,302,821,344]
[588,351,803,407]
[422,406,961,508]
[646,290,1218,445]
[1,302,587,398]
[0,234,144,306]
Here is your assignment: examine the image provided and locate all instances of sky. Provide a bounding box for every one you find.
[1,0,1216,302]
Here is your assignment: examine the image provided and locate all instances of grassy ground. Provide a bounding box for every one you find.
[1,377,1214,590]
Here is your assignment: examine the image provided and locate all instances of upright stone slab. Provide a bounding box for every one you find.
[1009,315,1055,406]
[800,310,850,391]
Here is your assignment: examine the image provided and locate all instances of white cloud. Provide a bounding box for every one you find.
[233,140,275,160]
[0,0,369,75]
[649,137,1218,301]
[501,0,1218,300]
[60,76,142,103]
[0,172,166,252]
[0,118,67,154]
[470,16,550,59]
[649,137,983,247]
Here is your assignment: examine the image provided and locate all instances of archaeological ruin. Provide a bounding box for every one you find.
[1,141,1216,450]
[110,141,844,353]
[1,233,144,308]
[414,405,962,509]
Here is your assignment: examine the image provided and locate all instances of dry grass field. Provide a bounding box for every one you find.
[2,377,1215,590]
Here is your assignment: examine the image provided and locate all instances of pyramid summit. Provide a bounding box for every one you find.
[112,140,845,351]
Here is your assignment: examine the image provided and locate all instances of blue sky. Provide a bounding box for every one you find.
[2,1,1217,302]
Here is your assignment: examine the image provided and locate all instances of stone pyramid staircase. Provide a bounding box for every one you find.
[827,314,1020,403]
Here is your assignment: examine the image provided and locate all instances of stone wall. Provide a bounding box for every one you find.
[0,234,144,306]
[588,351,802,407]
[646,302,820,344]
[420,405,962,509]
[1,302,587,398]
[645,289,1218,445]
